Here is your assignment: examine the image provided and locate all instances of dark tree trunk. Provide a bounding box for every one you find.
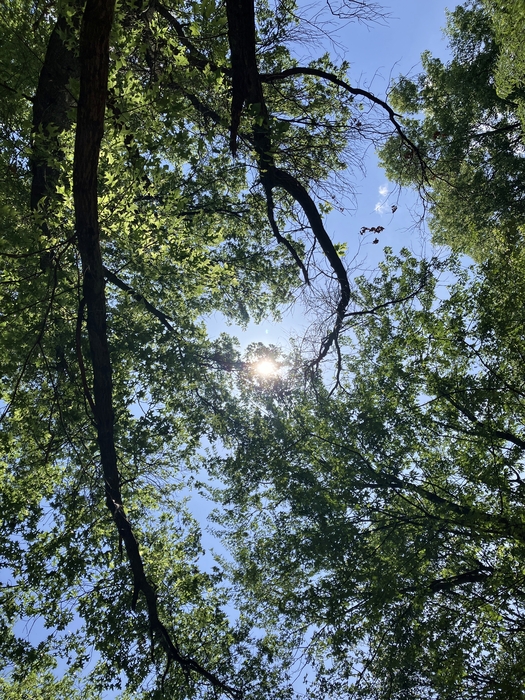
[31,14,80,215]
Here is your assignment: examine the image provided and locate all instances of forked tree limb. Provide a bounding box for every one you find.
[224,0,268,156]
[224,0,350,360]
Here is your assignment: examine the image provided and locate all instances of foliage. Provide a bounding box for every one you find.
[209,248,525,700]
[379,1,525,260]
[0,0,402,697]
[6,0,525,697]
[485,0,525,104]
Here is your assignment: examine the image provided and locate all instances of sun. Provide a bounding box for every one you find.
[253,359,278,377]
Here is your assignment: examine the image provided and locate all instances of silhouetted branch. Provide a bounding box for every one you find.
[103,267,175,332]
[260,66,428,178]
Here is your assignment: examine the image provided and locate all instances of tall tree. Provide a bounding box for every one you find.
[379,1,525,260]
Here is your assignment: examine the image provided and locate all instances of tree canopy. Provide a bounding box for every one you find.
[0,0,416,696]
[211,248,525,699]
[379,0,525,261]
[2,0,525,698]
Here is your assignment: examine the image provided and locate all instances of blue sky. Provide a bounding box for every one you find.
[206,0,454,350]
[196,0,456,619]
[198,0,457,582]
[325,0,450,258]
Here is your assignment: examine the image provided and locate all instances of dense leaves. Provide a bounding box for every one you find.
[210,249,525,699]
[4,0,525,698]
[379,1,525,260]
[0,0,406,697]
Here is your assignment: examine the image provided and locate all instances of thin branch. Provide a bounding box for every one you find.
[305,428,525,539]
[260,66,428,177]
[344,269,430,318]
[402,567,493,594]
[441,393,525,451]
[0,264,59,423]
[155,2,219,71]
[103,266,175,332]
[0,78,33,102]
[264,185,309,284]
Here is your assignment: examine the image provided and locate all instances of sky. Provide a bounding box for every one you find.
[206,0,454,350]
[323,0,450,258]
[196,0,456,611]
[193,5,458,690]
[193,0,456,616]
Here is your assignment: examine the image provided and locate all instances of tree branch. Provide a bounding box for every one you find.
[103,266,176,332]
[264,185,309,284]
[271,168,350,362]
[307,430,525,539]
[73,2,240,694]
[344,268,430,318]
[0,78,33,102]
[260,66,428,177]
[441,392,525,451]
[155,1,216,71]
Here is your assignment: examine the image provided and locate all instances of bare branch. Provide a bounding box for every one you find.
[264,185,309,284]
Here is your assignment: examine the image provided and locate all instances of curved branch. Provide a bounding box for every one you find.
[264,184,309,284]
[103,266,176,332]
[221,0,353,358]
[271,168,350,360]
[155,1,216,71]
[73,2,240,695]
[260,66,428,177]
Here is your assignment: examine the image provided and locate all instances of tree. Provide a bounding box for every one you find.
[0,0,414,696]
[379,1,525,261]
[209,248,525,699]
[485,0,525,107]
[197,6,525,697]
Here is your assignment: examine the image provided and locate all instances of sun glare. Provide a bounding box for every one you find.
[254,359,277,377]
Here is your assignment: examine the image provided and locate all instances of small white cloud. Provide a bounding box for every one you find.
[374,201,389,214]
[374,184,390,215]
